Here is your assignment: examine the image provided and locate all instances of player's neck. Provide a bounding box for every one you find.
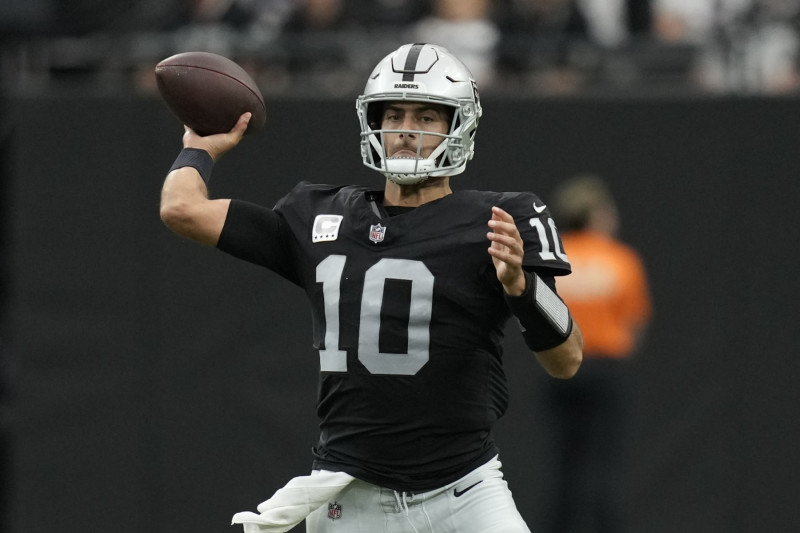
[383,176,452,207]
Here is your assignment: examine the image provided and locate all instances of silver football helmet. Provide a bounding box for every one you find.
[356,43,482,185]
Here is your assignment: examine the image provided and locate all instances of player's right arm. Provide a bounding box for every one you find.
[159,113,251,246]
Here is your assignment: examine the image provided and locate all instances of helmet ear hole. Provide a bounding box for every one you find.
[367,102,383,130]
[442,105,455,127]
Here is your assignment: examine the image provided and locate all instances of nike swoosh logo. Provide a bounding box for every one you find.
[453,480,483,497]
[533,202,547,214]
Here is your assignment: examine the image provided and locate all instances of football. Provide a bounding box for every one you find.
[155,51,266,136]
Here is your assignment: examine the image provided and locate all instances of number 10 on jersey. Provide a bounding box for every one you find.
[316,255,434,376]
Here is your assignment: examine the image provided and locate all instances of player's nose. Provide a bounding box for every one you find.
[398,117,417,135]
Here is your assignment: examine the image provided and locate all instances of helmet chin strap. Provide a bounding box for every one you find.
[383,158,437,184]
[381,135,450,185]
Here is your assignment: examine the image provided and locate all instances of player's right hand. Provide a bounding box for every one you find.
[487,206,527,296]
[182,112,252,161]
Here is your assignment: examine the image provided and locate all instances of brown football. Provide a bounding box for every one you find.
[155,51,266,136]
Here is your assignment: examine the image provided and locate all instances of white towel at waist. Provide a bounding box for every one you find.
[231,470,355,533]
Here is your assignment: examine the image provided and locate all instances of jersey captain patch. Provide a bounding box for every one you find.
[312,214,343,243]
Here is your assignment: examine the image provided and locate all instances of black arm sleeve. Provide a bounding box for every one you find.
[505,270,573,352]
[216,199,302,285]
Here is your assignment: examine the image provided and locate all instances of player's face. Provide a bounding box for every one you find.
[381,102,450,160]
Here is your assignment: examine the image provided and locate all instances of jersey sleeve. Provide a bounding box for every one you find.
[499,192,572,277]
[216,199,302,286]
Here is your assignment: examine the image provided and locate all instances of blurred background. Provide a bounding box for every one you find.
[4,0,800,98]
[1,1,800,532]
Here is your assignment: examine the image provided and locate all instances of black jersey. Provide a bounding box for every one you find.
[217,182,571,492]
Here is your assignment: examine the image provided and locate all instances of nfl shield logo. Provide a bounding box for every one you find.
[369,223,386,243]
[328,502,342,520]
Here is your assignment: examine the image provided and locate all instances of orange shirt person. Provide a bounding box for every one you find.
[543,174,652,533]
[554,175,651,359]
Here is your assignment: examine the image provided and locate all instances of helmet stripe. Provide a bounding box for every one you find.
[401,43,425,81]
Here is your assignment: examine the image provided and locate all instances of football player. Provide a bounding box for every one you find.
[161,43,583,533]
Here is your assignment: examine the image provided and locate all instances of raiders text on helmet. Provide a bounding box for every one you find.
[356,43,482,185]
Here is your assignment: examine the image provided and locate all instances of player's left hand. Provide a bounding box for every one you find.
[487,206,526,296]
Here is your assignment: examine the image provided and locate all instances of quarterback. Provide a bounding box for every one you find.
[160,43,583,533]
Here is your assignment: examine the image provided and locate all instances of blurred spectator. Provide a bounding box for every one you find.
[578,0,632,48]
[652,0,771,43]
[495,0,652,47]
[495,0,591,92]
[495,0,587,39]
[411,0,500,87]
[653,0,800,93]
[127,0,290,93]
[350,0,428,30]
[282,0,351,32]
[542,174,653,533]
[181,0,255,28]
[167,0,272,55]
[52,0,237,37]
[577,0,654,47]
[494,0,654,93]
[277,0,364,95]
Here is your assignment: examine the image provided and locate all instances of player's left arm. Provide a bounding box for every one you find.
[535,319,583,379]
[487,206,583,379]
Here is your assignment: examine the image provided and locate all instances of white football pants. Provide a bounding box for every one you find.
[305,456,530,533]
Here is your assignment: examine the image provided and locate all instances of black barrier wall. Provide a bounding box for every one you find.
[2,95,800,533]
